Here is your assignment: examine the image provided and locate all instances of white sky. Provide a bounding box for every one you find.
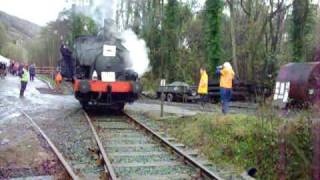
[0,0,210,27]
[0,0,70,26]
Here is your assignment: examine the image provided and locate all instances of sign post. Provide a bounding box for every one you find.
[160,79,166,117]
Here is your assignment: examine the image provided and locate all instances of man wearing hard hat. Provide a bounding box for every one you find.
[216,62,235,114]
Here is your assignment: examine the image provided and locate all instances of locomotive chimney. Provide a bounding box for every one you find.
[103,19,116,39]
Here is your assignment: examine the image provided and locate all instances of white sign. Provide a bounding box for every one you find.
[274,81,290,103]
[103,45,116,57]
[160,79,166,86]
[101,72,116,82]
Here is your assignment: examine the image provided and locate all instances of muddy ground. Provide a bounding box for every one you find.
[0,75,71,179]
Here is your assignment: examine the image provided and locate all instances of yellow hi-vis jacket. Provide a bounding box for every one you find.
[198,71,208,94]
[21,69,29,82]
[220,67,235,88]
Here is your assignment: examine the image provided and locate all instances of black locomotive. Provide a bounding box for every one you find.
[61,20,142,110]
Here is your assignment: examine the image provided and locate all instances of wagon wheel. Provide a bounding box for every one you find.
[182,94,188,103]
[166,93,174,102]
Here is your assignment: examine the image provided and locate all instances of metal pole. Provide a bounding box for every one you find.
[161,87,164,117]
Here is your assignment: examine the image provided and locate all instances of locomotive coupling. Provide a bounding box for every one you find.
[79,80,91,93]
[131,82,142,94]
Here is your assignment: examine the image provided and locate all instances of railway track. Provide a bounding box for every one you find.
[85,110,224,180]
[21,110,79,180]
[18,108,232,179]
[19,108,109,179]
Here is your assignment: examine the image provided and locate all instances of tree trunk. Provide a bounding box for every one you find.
[228,0,239,78]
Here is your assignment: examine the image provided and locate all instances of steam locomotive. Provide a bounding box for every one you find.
[60,20,142,110]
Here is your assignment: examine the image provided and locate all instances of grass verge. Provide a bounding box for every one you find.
[37,74,55,89]
[145,107,313,179]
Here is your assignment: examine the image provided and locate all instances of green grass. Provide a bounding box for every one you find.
[150,108,313,179]
[37,74,55,88]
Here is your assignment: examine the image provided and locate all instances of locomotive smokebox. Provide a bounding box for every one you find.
[276,62,320,105]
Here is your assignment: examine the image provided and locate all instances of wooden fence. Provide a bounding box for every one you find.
[35,67,55,75]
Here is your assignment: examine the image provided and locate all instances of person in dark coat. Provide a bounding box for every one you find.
[10,61,14,74]
[29,63,36,81]
[18,63,24,76]
[60,44,74,79]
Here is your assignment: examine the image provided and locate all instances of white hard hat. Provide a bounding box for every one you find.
[223,62,232,69]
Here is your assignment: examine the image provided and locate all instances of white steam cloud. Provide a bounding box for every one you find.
[71,0,115,26]
[89,0,114,26]
[121,30,150,77]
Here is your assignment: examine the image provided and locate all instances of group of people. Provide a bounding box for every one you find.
[8,61,36,80]
[198,62,235,114]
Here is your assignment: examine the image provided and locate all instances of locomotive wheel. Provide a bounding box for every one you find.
[80,101,88,109]
[182,94,188,103]
[114,103,125,111]
[166,93,174,102]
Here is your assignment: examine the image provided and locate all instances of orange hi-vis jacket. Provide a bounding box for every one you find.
[55,72,62,82]
[198,71,208,94]
[220,67,235,88]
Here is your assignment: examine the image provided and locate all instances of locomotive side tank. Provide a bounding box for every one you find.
[64,20,142,110]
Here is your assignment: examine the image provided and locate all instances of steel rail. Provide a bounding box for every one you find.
[83,111,118,180]
[20,110,79,180]
[123,112,224,180]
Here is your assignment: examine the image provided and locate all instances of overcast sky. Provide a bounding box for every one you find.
[0,0,207,26]
[0,0,72,26]
[0,0,209,26]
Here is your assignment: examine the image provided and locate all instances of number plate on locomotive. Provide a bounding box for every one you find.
[101,72,116,82]
[103,45,116,57]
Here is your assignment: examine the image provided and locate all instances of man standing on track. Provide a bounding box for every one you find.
[20,64,30,98]
[216,62,235,114]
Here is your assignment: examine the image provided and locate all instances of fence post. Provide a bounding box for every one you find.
[278,123,287,180]
[312,109,320,179]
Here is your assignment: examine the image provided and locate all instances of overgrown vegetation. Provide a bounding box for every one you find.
[0,21,28,61]
[116,0,320,90]
[150,109,313,179]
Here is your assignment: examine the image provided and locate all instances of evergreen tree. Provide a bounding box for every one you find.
[291,0,310,62]
[162,0,179,81]
[204,0,224,72]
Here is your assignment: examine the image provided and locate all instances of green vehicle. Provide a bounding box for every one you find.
[157,81,197,102]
